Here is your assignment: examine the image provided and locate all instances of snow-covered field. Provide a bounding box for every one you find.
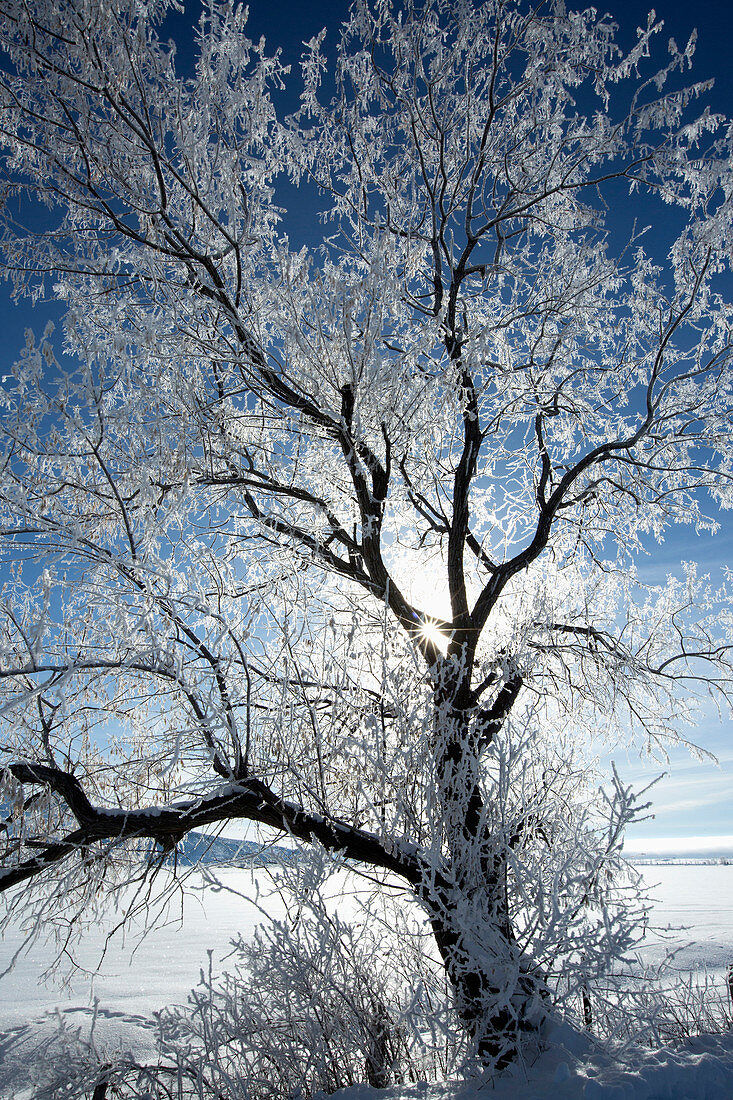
[635,863,733,980]
[0,863,732,1098]
[0,866,277,1030]
[0,867,287,1098]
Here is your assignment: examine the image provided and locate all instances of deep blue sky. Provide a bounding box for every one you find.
[1,0,731,852]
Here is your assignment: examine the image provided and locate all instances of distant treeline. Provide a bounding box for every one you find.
[631,857,732,866]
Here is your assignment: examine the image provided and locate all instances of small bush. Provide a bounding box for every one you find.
[154,857,464,1099]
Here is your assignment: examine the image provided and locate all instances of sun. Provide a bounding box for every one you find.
[418,616,451,655]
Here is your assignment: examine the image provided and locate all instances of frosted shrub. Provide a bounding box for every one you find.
[155,856,466,1099]
[552,955,732,1049]
[7,870,460,1099]
[593,967,733,1048]
[651,971,733,1043]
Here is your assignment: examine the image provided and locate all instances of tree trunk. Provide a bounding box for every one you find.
[426,881,546,1068]
[425,668,547,1066]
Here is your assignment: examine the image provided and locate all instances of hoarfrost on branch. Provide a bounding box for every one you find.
[0,0,731,1068]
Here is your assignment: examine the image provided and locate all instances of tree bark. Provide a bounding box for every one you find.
[426,669,546,1066]
[424,879,546,1068]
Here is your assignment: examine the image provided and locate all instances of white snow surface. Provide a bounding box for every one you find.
[1,867,275,1028]
[637,863,733,980]
[323,1028,733,1100]
[1,864,732,1099]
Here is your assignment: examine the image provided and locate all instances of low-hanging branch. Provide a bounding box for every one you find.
[2,762,427,892]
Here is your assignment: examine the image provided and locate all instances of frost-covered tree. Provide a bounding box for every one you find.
[0,0,732,1069]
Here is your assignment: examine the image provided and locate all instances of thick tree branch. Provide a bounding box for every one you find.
[1,764,427,893]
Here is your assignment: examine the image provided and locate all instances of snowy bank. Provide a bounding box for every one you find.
[1,1017,732,1100]
[325,1028,733,1100]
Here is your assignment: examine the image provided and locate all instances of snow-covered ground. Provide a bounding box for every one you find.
[326,1031,733,1100]
[636,863,733,980]
[0,866,276,1029]
[0,864,732,1098]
